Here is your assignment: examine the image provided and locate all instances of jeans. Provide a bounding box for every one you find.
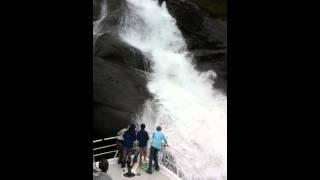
[122,147,134,165]
[148,146,159,171]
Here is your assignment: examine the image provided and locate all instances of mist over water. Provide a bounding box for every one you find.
[119,0,227,179]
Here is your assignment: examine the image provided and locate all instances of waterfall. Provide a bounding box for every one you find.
[119,0,227,179]
[93,0,107,36]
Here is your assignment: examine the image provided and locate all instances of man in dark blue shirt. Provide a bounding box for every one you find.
[137,124,149,165]
[122,124,137,168]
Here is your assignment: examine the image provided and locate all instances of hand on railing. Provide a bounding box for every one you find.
[161,143,169,149]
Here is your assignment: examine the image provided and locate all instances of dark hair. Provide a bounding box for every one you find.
[156,126,161,131]
[99,159,109,172]
[129,123,136,131]
[141,124,146,129]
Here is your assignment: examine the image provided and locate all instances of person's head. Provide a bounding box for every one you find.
[99,159,109,173]
[140,123,146,130]
[128,123,136,131]
[156,126,161,131]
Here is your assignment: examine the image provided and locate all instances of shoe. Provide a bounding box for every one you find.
[121,164,125,168]
[146,169,152,174]
[155,167,160,171]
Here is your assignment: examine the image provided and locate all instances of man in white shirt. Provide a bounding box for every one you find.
[116,128,127,166]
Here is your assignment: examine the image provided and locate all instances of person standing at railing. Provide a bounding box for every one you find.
[137,123,149,166]
[116,127,127,165]
[146,126,168,174]
[122,123,137,168]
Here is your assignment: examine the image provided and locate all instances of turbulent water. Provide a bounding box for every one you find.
[118,0,227,179]
[93,0,107,36]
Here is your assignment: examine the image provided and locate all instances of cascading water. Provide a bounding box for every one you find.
[93,0,107,36]
[119,0,227,179]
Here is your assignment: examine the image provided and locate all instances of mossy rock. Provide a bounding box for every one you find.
[191,0,227,18]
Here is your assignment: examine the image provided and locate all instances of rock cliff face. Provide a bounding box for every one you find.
[93,0,227,138]
[93,0,151,138]
[93,57,151,138]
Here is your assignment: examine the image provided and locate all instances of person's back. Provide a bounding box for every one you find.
[151,129,167,150]
[146,126,167,174]
[122,124,137,167]
[137,124,149,164]
[123,128,137,149]
[137,129,149,147]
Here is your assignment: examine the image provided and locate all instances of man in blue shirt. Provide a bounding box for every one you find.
[146,126,167,174]
[137,124,149,165]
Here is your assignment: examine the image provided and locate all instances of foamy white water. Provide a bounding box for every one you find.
[119,0,227,179]
[93,0,107,36]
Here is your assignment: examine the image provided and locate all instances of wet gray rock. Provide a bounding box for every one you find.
[94,33,151,72]
[93,57,151,138]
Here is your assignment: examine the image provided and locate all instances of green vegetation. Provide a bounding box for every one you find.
[192,0,227,18]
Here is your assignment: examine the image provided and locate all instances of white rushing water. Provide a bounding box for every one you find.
[119,0,227,179]
[93,0,107,36]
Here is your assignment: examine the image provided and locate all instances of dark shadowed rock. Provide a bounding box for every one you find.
[166,0,227,50]
[93,57,151,138]
[94,33,151,72]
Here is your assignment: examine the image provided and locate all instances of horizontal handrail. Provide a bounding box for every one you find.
[93,136,118,143]
[104,136,117,141]
[93,139,103,143]
[93,144,117,151]
[94,150,118,157]
[93,137,119,159]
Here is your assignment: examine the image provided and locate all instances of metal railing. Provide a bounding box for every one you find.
[93,136,119,159]
[159,146,206,180]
